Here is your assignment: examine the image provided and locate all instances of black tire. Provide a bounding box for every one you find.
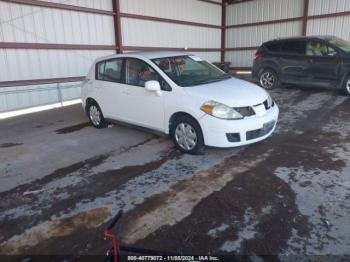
[171,115,204,154]
[86,101,107,128]
[258,69,279,89]
[342,74,350,96]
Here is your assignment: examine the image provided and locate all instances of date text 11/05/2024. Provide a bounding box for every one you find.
[126,255,220,261]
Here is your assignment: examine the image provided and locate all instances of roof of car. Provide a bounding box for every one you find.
[127,51,191,59]
[95,51,191,62]
[266,35,335,44]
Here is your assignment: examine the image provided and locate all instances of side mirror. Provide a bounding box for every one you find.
[145,80,162,96]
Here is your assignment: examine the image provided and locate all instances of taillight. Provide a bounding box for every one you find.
[254,52,263,60]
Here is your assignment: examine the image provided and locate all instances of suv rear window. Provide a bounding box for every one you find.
[281,40,306,55]
[266,42,282,53]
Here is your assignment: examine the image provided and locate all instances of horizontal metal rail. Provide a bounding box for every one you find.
[123,46,222,52]
[0,80,83,113]
[226,11,350,29]
[120,13,222,29]
[0,83,80,95]
[1,0,115,16]
[0,42,118,50]
[0,76,85,88]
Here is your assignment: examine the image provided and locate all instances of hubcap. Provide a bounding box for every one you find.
[175,123,197,151]
[260,72,275,89]
[347,78,350,93]
[89,105,101,126]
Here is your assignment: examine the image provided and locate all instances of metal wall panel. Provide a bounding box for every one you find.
[0,49,115,81]
[226,0,304,26]
[121,18,221,49]
[0,1,116,112]
[226,21,303,48]
[0,0,222,112]
[40,0,113,11]
[225,50,256,68]
[308,0,350,16]
[60,81,82,100]
[225,0,304,67]
[124,50,220,64]
[307,15,350,41]
[0,84,59,112]
[120,0,221,26]
[0,2,115,45]
[0,82,82,112]
[190,52,221,62]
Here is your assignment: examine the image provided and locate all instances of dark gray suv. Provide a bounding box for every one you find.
[252,36,350,95]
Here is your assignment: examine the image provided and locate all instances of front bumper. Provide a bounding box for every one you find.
[199,104,279,148]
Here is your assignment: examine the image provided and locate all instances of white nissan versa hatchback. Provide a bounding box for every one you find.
[81,51,279,154]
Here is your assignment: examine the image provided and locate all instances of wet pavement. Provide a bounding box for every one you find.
[0,83,350,261]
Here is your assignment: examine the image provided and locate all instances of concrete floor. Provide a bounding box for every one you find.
[0,83,350,260]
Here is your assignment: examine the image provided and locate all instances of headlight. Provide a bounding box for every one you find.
[266,93,274,108]
[200,101,243,120]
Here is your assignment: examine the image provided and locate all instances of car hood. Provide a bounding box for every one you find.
[184,77,268,107]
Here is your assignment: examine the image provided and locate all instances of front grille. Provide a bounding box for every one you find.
[226,133,241,142]
[234,106,255,117]
[246,120,276,140]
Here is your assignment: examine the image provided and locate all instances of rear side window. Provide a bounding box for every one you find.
[96,59,123,82]
[281,40,306,55]
[265,42,282,53]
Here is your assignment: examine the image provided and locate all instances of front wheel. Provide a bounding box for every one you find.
[259,69,279,89]
[343,75,350,96]
[171,116,204,154]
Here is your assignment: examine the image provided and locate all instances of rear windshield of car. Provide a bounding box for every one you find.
[328,37,350,54]
[151,55,231,87]
[265,42,282,52]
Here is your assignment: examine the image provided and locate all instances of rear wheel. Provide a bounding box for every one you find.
[343,75,350,96]
[171,116,204,154]
[87,102,106,128]
[259,69,279,89]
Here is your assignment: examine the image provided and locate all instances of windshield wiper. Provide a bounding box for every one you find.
[177,74,232,86]
[199,74,232,85]
[218,73,232,79]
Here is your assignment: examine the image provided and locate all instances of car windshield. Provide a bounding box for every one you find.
[152,55,231,87]
[328,37,350,54]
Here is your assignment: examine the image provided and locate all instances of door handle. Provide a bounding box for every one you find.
[122,90,130,95]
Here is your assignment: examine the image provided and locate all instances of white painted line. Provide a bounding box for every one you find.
[0,99,82,120]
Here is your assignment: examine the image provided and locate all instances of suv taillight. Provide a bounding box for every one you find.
[254,51,263,60]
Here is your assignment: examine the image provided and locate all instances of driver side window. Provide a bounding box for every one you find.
[125,58,171,91]
[306,41,337,57]
[125,59,160,87]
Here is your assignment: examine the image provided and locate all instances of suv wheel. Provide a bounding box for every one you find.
[259,69,278,89]
[171,116,204,154]
[343,75,350,96]
[87,102,106,128]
